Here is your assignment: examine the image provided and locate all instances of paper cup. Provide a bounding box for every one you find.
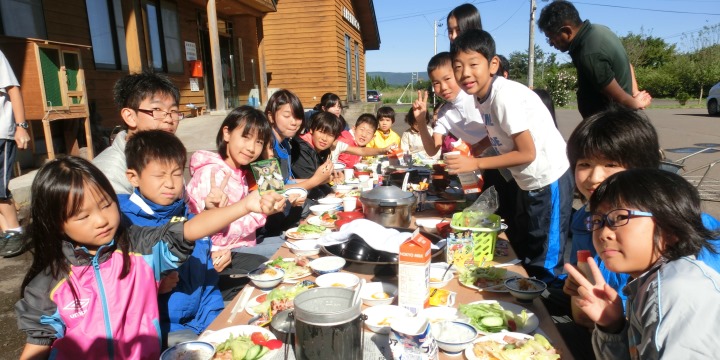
[443,151,460,160]
[358,174,370,182]
[343,196,357,211]
[343,168,354,180]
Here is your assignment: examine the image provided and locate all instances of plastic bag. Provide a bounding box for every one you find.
[460,186,499,228]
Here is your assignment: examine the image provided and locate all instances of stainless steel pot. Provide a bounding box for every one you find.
[360,185,416,228]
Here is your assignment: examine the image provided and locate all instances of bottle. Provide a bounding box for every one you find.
[576,250,595,284]
[447,139,484,194]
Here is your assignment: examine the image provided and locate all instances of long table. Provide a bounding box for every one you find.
[206,212,570,359]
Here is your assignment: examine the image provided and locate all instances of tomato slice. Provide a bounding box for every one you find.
[250,331,267,345]
[264,339,283,350]
[256,294,267,303]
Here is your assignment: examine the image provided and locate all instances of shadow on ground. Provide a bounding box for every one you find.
[0,251,33,359]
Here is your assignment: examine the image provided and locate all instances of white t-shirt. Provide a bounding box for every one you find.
[0,50,19,140]
[475,76,569,191]
[433,89,487,145]
[401,127,441,160]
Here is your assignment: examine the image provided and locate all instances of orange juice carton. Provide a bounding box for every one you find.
[446,233,474,270]
[445,140,484,194]
[399,229,432,315]
[388,147,407,167]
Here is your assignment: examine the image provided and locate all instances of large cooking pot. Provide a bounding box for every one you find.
[360,185,416,228]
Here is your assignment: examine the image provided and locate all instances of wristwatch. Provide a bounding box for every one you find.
[15,122,28,129]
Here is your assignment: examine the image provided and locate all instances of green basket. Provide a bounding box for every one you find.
[450,212,501,263]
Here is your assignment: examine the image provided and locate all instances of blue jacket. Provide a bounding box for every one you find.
[118,191,224,336]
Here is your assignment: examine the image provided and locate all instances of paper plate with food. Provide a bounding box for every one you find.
[285,224,330,240]
[265,257,312,282]
[199,325,281,360]
[307,212,337,228]
[458,266,523,292]
[465,332,559,360]
[247,283,314,326]
[334,188,362,198]
[459,300,539,334]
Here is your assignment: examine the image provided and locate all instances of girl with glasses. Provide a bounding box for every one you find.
[565,168,720,359]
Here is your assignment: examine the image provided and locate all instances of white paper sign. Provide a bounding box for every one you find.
[185,41,197,61]
[189,78,199,92]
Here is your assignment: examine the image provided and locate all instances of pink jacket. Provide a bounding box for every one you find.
[186,150,266,250]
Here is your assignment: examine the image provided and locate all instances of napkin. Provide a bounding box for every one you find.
[317,219,439,254]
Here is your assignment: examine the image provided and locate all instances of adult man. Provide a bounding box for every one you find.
[0,50,31,257]
[93,71,182,194]
[538,0,651,118]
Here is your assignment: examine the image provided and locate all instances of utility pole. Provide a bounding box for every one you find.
[528,0,537,88]
[434,20,444,55]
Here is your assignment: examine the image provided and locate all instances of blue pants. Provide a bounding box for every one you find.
[513,169,574,286]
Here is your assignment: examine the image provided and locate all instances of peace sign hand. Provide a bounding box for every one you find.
[205,169,231,210]
[564,257,625,332]
[412,90,429,125]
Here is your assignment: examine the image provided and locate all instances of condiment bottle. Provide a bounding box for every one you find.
[576,250,595,284]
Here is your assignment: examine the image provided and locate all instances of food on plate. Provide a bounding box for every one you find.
[471,333,559,359]
[320,211,338,223]
[297,224,326,234]
[251,283,313,325]
[331,282,346,287]
[459,266,508,290]
[253,268,278,279]
[512,278,542,292]
[371,292,389,299]
[459,302,529,333]
[377,317,393,326]
[266,257,311,280]
[335,189,362,198]
[212,332,281,360]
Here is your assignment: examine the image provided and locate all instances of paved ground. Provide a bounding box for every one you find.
[0,106,717,358]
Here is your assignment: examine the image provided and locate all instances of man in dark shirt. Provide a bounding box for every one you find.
[538,0,651,118]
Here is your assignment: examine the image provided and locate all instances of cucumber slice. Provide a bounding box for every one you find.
[480,316,504,328]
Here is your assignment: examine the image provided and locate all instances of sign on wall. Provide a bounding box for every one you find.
[185,41,197,61]
[343,7,360,31]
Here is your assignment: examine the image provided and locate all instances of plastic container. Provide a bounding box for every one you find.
[450,213,502,263]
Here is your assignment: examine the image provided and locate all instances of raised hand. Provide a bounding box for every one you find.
[312,158,334,184]
[412,90,429,124]
[204,169,231,209]
[564,257,625,332]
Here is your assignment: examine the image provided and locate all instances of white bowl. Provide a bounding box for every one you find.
[360,282,397,306]
[287,240,320,256]
[317,197,343,206]
[418,306,467,324]
[429,266,454,288]
[354,163,370,171]
[309,204,338,216]
[160,340,215,360]
[504,277,547,303]
[333,163,346,170]
[315,272,360,289]
[283,188,307,200]
[362,305,413,334]
[416,217,444,234]
[432,321,478,355]
[248,267,285,290]
[309,256,346,274]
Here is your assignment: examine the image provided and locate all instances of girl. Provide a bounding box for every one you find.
[447,3,482,42]
[400,108,440,161]
[565,169,720,359]
[15,157,286,359]
[302,92,346,134]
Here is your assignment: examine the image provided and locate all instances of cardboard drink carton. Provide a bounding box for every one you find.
[398,229,431,315]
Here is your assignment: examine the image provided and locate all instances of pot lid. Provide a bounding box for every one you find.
[361,184,415,205]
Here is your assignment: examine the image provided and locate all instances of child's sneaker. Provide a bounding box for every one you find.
[2,230,26,258]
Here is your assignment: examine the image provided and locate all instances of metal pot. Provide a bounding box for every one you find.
[360,185,416,228]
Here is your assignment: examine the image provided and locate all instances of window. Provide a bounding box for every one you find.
[0,0,47,39]
[146,0,183,73]
[85,0,127,70]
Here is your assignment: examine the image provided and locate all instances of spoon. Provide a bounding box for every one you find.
[430,262,454,297]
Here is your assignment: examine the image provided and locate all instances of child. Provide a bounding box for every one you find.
[302,92,344,134]
[93,71,182,195]
[565,169,720,359]
[119,130,224,346]
[336,113,380,168]
[400,108,440,161]
[14,156,286,359]
[448,29,573,284]
[367,106,400,149]
[447,3,482,42]
[292,111,345,200]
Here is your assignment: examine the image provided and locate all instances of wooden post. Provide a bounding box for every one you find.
[207,0,226,111]
[121,0,147,73]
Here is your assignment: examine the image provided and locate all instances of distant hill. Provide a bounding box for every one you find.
[367,71,429,86]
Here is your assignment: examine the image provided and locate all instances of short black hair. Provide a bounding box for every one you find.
[313,93,342,112]
[376,106,396,123]
[427,52,452,74]
[309,111,343,138]
[265,89,304,123]
[497,55,510,77]
[566,105,660,173]
[217,106,272,161]
[450,29,496,63]
[113,71,180,110]
[447,3,483,34]
[589,169,719,261]
[125,129,187,174]
[538,0,582,34]
[355,113,378,130]
[405,108,429,128]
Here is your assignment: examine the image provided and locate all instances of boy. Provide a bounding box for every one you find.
[292,111,345,200]
[449,29,573,285]
[336,113,380,168]
[119,130,225,346]
[94,71,183,195]
[367,106,400,149]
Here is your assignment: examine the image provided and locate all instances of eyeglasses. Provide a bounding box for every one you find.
[545,26,566,44]
[585,209,653,232]
[135,108,184,122]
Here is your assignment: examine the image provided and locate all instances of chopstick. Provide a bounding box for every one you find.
[227,285,255,323]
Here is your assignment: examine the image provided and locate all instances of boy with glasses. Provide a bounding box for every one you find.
[93,71,183,195]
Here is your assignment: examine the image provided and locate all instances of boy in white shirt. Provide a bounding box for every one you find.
[446,29,573,285]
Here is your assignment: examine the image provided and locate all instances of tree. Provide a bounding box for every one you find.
[508,45,559,87]
[366,74,388,90]
[680,24,720,101]
[620,31,676,69]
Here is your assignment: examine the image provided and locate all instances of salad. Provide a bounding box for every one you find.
[251,283,313,325]
[471,333,559,360]
[319,211,338,226]
[459,302,529,333]
[266,257,311,280]
[459,266,508,290]
[213,332,282,360]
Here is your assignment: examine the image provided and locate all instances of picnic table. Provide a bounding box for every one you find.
[205,210,570,359]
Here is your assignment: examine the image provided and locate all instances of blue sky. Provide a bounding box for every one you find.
[366,0,720,73]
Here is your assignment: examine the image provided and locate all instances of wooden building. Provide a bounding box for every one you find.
[262,0,380,107]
